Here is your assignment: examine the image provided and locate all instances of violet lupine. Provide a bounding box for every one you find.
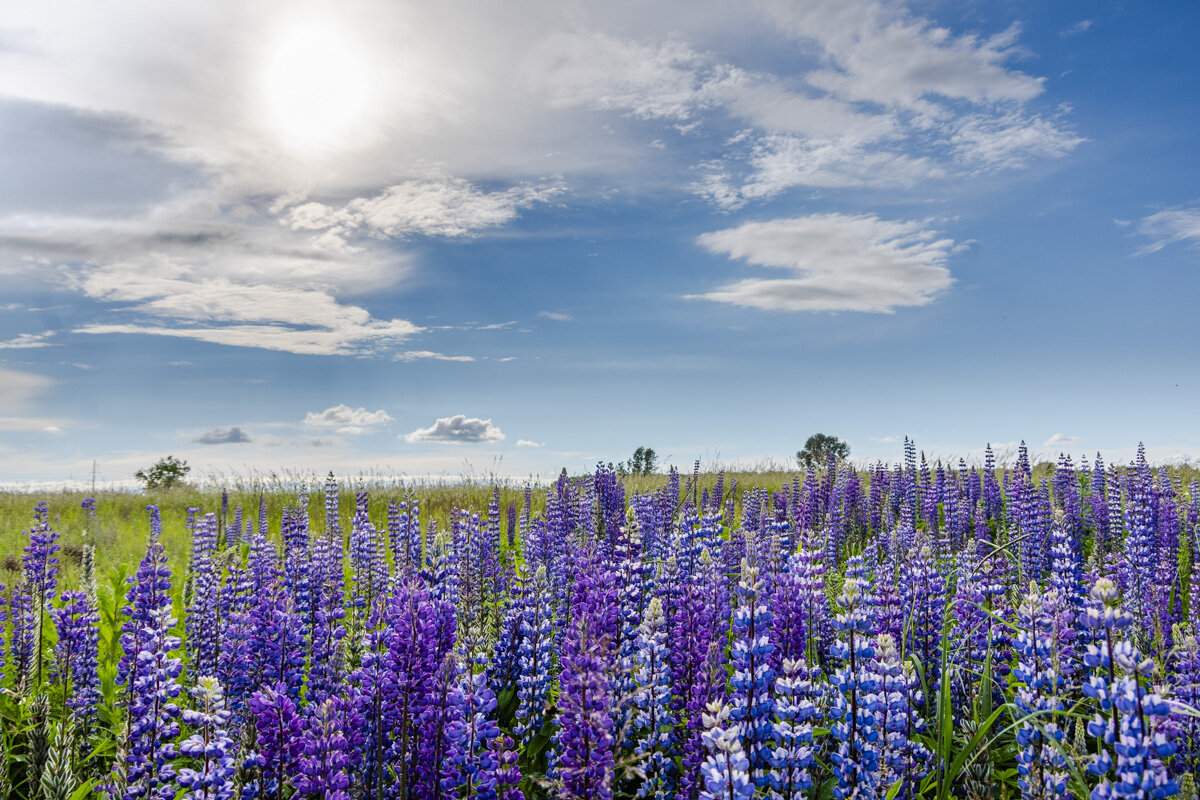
[248,578,306,702]
[1048,518,1084,619]
[0,583,6,685]
[900,541,946,699]
[349,491,386,612]
[444,670,512,800]
[514,567,556,748]
[792,531,830,666]
[22,500,60,688]
[870,633,931,800]
[729,558,775,787]
[124,604,184,800]
[698,702,753,800]
[671,551,729,800]
[1120,471,1158,637]
[177,676,236,800]
[187,512,222,678]
[630,597,675,800]
[119,539,173,716]
[1166,627,1200,778]
[295,697,351,800]
[952,533,1014,700]
[51,590,101,734]
[828,577,881,800]
[1013,583,1070,800]
[417,652,465,799]
[766,657,817,800]
[307,517,347,701]
[248,683,304,800]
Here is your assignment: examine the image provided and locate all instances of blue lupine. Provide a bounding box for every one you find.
[766,657,817,800]
[248,682,304,800]
[22,500,60,688]
[1166,627,1200,778]
[829,577,881,800]
[729,558,775,786]
[1013,583,1070,800]
[295,697,351,800]
[119,538,173,717]
[699,702,754,800]
[188,512,222,678]
[631,597,675,800]
[870,633,931,800]
[177,676,236,800]
[900,541,946,700]
[514,566,556,748]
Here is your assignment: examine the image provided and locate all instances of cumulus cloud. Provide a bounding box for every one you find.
[304,404,394,435]
[1043,433,1079,448]
[194,426,252,444]
[1136,208,1200,254]
[691,213,956,313]
[0,331,55,349]
[404,414,505,444]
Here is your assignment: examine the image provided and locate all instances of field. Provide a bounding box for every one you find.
[0,444,1198,800]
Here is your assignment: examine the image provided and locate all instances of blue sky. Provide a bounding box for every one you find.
[2,0,1199,486]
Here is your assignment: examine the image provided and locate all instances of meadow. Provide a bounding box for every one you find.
[0,442,1198,800]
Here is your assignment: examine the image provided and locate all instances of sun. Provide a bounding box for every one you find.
[261,23,372,154]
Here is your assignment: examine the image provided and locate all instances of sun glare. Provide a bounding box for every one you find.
[262,23,371,153]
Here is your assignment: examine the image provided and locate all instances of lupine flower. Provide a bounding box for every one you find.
[729,558,775,787]
[22,500,60,688]
[177,676,236,800]
[248,682,304,800]
[1167,627,1200,777]
[555,610,616,800]
[124,604,185,800]
[870,633,932,800]
[901,541,946,701]
[1013,583,1070,800]
[828,577,881,800]
[698,702,753,800]
[630,597,675,800]
[295,697,351,800]
[39,715,79,800]
[51,590,101,734]
[187,513,222,678]
[514,566,556,747]
[119,538,173,717]
[767,658,817,800]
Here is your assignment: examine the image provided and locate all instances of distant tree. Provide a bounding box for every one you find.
[135,456,191,491]
[795,434,849,471]
[619,446,658,476]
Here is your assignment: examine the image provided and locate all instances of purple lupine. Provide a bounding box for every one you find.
[119,537,173,717]
[671,551,728,800]
[1167,627,1200,778]
[124,604,184,800]
[307,512,347,701]
[295,697,351,800]
[22,500,60,688]
[444,670,515,799]
[952,532,1014,699]
[177,676,236,800]
[248,683,304,800]
[188,513,222,678]
[7,586,34,690]
[792,530,830,666]
[555,615,616,800]
[349,491,385,612]
[248,577,306,702]
[0,582,6,686]
[1120,467,1158,635]
[769,552,809,674]
[828,577,881,800]
[51,590,101,733]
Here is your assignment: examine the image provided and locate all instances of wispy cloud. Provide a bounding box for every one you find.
[538,311,572,321]
[691,213,956,313]
[404,414,505,444]
[394,350,475,362]
[0,331,55,349]
[1061,19,1094,37]
[517,439,543,447]
[1135,208,1200,254]
[194,426,252,444]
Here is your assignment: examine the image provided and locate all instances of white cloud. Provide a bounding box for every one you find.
[394,350,475,362]
[691,213,956,312]
[1043,433,1079,448]
[1061,20,1093,37]
[404,414,505,444]
[195,426,252,444]
[0,365,52,411]
[280,174,564,243]
[0,331,55,349]
[538,310,572,321]
[1136,208,1200,254]
[949,110,1084,171]
[517,439,543,447]
[304,404,394,430]
[0,417,63,433]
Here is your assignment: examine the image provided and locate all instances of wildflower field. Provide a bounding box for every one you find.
[1,442,1198,800]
